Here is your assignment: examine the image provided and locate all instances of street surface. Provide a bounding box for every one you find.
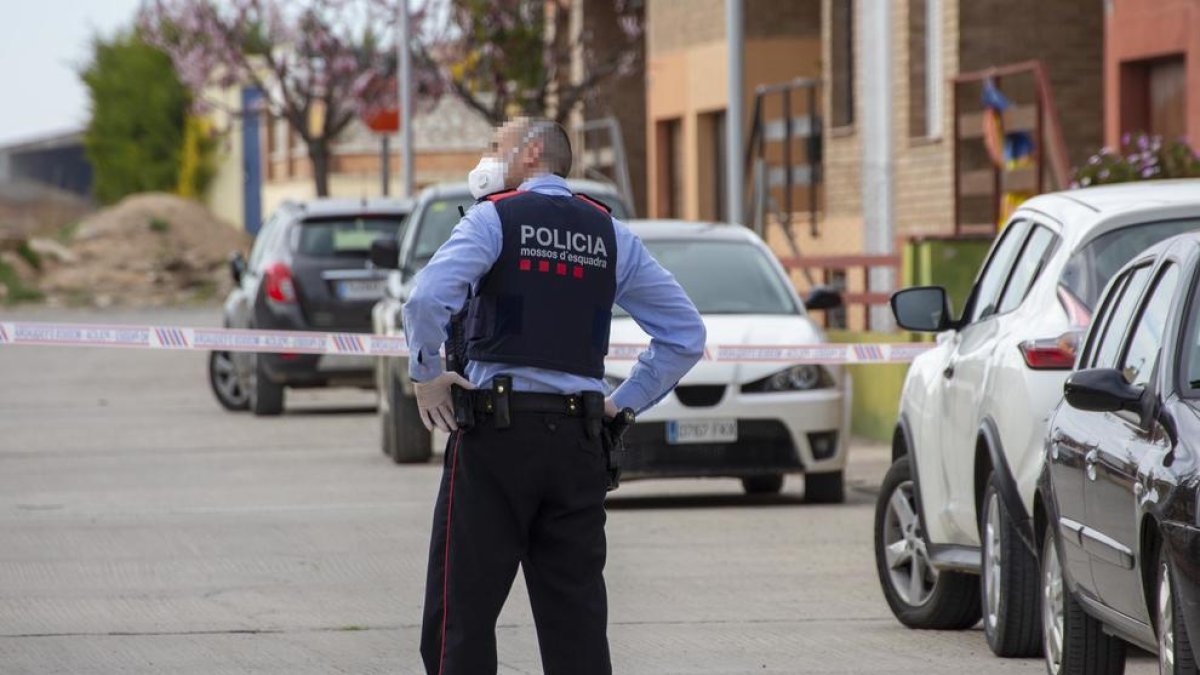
[0,307,1156,673]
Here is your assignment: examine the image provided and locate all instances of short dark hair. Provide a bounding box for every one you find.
[524,118,572,178]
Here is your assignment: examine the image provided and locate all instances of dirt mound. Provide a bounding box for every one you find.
[38,193,250,307]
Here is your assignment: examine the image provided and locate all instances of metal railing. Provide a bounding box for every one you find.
[743,78,823,244]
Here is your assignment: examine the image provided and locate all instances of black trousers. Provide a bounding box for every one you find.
[420,412,612,675]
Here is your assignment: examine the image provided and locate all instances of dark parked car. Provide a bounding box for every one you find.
[209,198,412,415]
[370,180,631,463]
[1039,231,1200,674]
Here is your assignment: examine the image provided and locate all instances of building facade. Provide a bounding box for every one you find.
[1104,0,1200,149]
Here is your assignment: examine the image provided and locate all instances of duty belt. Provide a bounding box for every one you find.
[452,374,605,431]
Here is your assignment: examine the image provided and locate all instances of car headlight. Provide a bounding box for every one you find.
[741,365,833,393]
[602,375,625,396]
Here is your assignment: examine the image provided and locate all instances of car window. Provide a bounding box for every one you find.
[613,240,797,316]
[294,216,405,258]
[1060,219,1199,310]
[997,225,1057,314]
[248,213,282,271]
[1091,264,1154,369]
[967,221,1031,323]
[1120,264,1180,388]
[410,192,631,264]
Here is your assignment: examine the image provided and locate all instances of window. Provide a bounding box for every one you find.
[1092,265,1154,369]
[1120,264,1179,388]
[656,118,684,218]
[907,0,941,138]
[698,110,727,221]
[1059,218,1198,310]
[249,213,284,271]
[997,225,1057,313]
[967,221,1030,323]
[1119,55,1186,142]
[829,0,854,128]
[295,217,406,258]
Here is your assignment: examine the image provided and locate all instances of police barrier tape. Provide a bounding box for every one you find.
[0,321,933,364]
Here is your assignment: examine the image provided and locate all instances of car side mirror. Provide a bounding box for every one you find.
[228,251,247,285]
[1063,368,1144,413]
[370,238,400,270]
[890,286,953,332]
[806,286,843,311]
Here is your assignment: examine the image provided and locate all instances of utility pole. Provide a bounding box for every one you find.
[725,0,744,225]
[398,0,415,198]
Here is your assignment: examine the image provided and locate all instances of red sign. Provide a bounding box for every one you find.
[364,107,400,134]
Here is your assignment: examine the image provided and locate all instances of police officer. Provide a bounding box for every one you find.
[403,116,706,675]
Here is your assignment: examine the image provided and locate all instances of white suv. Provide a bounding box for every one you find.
[873,181,1200,658]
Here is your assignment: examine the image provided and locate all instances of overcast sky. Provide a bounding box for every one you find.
[0,0,144,146]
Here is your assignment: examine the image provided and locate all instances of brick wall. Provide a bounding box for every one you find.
[891,0,959,239]
[959,0,1104,168]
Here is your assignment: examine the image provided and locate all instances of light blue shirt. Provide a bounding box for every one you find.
[401,174,706,414]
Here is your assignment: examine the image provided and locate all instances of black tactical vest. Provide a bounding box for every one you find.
[464,190,618,378]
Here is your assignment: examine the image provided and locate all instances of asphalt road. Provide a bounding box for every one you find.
[0,307,1156,674]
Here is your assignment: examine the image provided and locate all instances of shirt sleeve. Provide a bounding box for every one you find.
[609,218,706,414]
[401,203,502,382]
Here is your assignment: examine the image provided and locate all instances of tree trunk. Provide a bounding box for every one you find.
[309,139,331,197]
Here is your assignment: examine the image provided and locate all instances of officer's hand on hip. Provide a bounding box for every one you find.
[604,397,618,420]
[413,372,475,432]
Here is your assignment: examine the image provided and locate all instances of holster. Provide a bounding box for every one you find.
[600,407,635,492]
[451,384,475,430]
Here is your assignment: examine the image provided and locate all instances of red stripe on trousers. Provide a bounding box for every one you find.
[439,431,463,675]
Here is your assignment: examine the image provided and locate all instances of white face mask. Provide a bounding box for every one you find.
[468,156,506,199]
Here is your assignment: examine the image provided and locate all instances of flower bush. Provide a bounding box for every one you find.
[1071,132,1200,188]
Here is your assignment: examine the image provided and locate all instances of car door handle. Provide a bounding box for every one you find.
[942,364,955,379]
[1085,448,1099,481]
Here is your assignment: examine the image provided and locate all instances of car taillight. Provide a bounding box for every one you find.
[1018,332,1079,370]
[264,262,296,303]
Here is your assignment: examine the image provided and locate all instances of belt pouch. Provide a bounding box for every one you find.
[581,391,604,440]
[493,375,512,429]
[451,384,475,430]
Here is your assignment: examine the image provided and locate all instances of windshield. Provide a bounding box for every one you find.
[615,240,798,316]
[1061,219,1199,309]
[411,193,631,263]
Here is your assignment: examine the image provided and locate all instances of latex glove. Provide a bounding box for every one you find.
[604,397,619,420]
[413,372,475,433]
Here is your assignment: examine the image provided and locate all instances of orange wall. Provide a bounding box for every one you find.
[646,36,822,221]
[1105,0,1200,147]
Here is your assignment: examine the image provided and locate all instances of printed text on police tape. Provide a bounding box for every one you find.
[0,321,931,364]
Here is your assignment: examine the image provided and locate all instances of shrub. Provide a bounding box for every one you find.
[1072,133,1200,188]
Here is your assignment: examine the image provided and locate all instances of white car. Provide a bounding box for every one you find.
[605,220,851,502]
[874,180,1200,658]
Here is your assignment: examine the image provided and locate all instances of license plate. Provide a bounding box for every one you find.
[336,279,385,301]
[666,419,737,444]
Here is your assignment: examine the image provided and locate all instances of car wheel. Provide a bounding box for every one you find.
[874,456,981,629]
[804,470,845,504]
[1041,526,1125,675]
[981,476,1042,657]
[1157,551,1198,674]
[390,374,431,464]
[248,352,285,416]
[741,475,784,495]
[208,351,249,411]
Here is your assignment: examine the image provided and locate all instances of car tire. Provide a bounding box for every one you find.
[804,470,845,504]
[1041,526,1125,675]
[874,456,981,630]
[980,476,1042,657]
[249,353,285,416]
[1156,548,1198,675]
[741,475,784,495]
[208,351,249,411]
[390,374,431,464]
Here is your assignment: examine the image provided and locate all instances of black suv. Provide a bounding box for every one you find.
[209,198,412,415]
